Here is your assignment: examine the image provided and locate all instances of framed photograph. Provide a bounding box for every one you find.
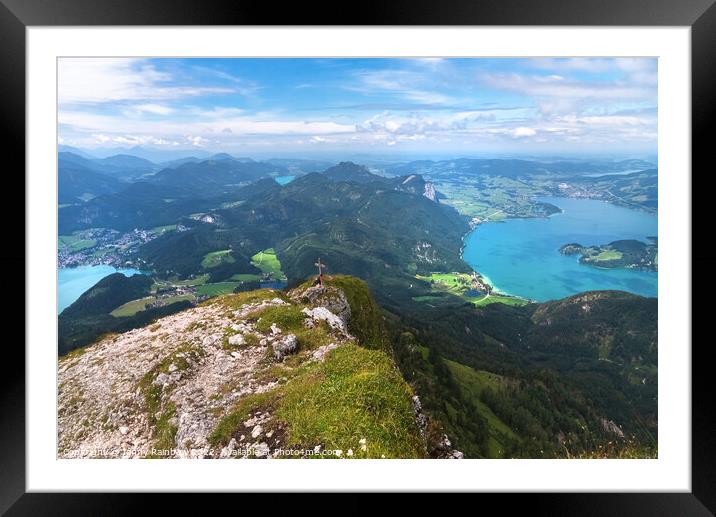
[4,0,714,512]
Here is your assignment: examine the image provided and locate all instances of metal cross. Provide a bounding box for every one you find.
[315,258,326,275]
[314,258,326,285]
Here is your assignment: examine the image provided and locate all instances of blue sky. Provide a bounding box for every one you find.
[58,57,657,158]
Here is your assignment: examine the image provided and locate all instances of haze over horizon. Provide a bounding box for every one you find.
[58,57,658,159]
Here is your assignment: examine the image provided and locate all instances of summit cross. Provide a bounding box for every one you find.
[315,258,326,286]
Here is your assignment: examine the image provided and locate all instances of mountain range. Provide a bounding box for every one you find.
[57,152,658,458]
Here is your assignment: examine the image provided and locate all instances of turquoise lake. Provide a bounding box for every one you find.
[275,175,295,185]
[462,196,658,302]
[58,265,145,314]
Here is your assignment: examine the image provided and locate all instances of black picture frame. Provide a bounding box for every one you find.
[2,0,714,513]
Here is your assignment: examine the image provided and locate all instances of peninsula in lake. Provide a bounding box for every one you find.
[560,238,658,272]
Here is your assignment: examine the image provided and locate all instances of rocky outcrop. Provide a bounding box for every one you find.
[412,394,464,459]
[302,306,348,334]
[272,334,298,361]
[423,182,437,202]
[432,434,465,459]
[289,284,352,328]
[57,289,354,459]
[58,278,441,460]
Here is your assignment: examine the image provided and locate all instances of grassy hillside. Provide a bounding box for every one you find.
[58,277,429,459]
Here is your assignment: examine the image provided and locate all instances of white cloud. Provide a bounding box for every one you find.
[530,57,657,85]
[57,58,657,153]
[92,133,181,146]
[60,108,356,141]
[483,73,653,102]
[58,58,233,104]
[531,58,617,73]
[186,135,209,147]
[510,127,537,138]
[131,104,175,115]
[349,69,454,106]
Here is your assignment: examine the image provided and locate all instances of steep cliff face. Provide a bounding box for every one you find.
[58,276,458,459]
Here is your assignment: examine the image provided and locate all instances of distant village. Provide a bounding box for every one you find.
[57,225,187,269]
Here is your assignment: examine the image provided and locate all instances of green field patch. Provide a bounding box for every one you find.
[592,249,623,261]
[206,288,284,310]
[58,233,97,252]
[411,295,444,303]
[416,272,476,296]
[196,282,241,297]
[148,224,177,235]
[111,294,196,317]
[414,272,528,308]
[155,274,209,288]
[251,248,285,278]
[229,273,263,282]
[201,250,236,269]
[110,297,154,317]
[471,293,529,307]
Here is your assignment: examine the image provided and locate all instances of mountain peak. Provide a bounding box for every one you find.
[322,162,381,183]
[57,277,457,459]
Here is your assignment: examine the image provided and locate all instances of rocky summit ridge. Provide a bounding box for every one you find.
[58,276,462,459]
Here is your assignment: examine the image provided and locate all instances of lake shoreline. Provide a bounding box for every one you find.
[57,265,147,314]
[460,195,658,302]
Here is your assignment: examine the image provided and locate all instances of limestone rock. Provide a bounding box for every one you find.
[228,334,245,346]
[312,342,339,362]
[272,334,298,361]
[302,307,347,334]
[290,285,351,328]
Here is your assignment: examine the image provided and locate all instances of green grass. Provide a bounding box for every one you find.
[209,344,426,458]
[148,224,177,235]
[206,288,284,310]
[230,273,263,282]
[110,296,154,317]
[201,250,236,269]
[326,276,390,351]
[255,305,305,333]
[58,234,97,252]
[155,274,209,288]
[416,345,430,362]
[149,403,178,457]
[251,248,284,277]
[415,272,480,299]
[445,360,518,457]
[110,294,195,317]
[252,303,336,352]
[411,295,443,303]
[414,272,528,307]
[592,249,623,261]
[196,282,241,297]
[434,175,557,219]
[471,293,530,307]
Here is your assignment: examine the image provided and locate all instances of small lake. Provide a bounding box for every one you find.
[260,279,288,290]
[275,175,295,185]
[58,265,145,314]
[462,196,658,302]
